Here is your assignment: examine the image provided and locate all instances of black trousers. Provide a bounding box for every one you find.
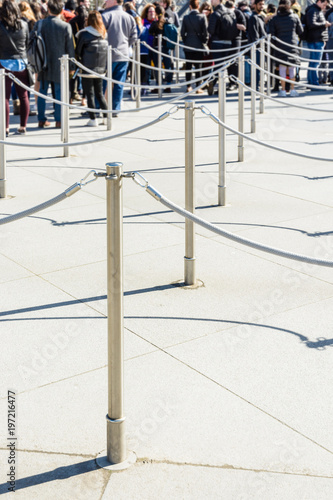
[184,50,204,87]
[82,77,107,120]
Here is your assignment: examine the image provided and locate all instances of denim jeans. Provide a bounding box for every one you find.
[38,80,61,122]
[111,61,128,111]
[307,41,324,86]
[326,38,333,83]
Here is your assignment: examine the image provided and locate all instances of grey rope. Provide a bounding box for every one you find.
[135,175,333,268]
[271,36,333,53]
[200,105,333,162]
[260,46,328,70]
[230,76,333,113]
[0,182,84,225]
[248,59,331,91]
[0,107,177,147]
[162,36,262,54]
[140,42,243,65]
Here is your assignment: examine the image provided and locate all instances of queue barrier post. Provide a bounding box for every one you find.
[238,55,245,162]
[136,41,141,109]
[175,34,180,84]
[158,34,162,99]
[266,35,271,98]
[0,69,6,198]
[218,71,226,206]
[259,39,265,114]
[184,101,196,286]
[107,46,113,131]
[251,44,256,134]
[60,55,70,157]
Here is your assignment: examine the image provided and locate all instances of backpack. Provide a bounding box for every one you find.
[27,20,47,73]
[163,22,178,50]
[217,8,239,41]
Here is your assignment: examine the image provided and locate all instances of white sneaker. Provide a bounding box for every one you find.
[289,89,299,97]
[87,118,98,127]
[278,90,287,97]
[100,118,107,125]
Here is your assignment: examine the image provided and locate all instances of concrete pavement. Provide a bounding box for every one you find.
[0,80,333,499]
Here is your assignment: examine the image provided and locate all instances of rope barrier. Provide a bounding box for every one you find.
[71,57,227,89]
[131,172,333,267]
[271,36,333,53]
[259,46,330,71]
[0,105,179,147]
[248,59,331,91]
[140,41,251,64]
[269,42,317,64]
[122,45,222,72]
[0,170,98,225]
[200,105,333,162]
[230,76,333,113]
[161,36,262,54]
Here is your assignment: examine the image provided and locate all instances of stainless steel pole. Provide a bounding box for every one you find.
[106,162,126,465]
[107,46,113,131]
[266,35,271,98]
[158,34,162,99]
[259,39,265,114]
[136,41,141,109]
[60,55,69,157]
[238,55,244,162]
[250,44,256,133]
[175,34,180,84]
[0,69,6,198]
[184,101,196,286]
[218,71,226,206]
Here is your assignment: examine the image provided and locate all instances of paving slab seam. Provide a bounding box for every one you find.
[206,238,333,287]
[0,344,160,400]
[123,326,333,457]
[230,179,333,209]
[136,458,333,479]
[0,447,94,458]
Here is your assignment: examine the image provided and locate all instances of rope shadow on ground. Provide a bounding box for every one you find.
[0,457,105,495]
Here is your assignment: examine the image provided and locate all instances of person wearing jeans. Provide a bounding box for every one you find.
[102,0,137,116]
[307,41,325,85]
[38,80,61,124]
[305,0,332,87]
[111,61,128,112]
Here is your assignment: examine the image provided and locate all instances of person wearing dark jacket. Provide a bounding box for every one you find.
[208,0,246,94]
[269,0,303,96]
[181,0,208,93]
[36,0,75,128]
[0,0,30,135]
[305,0,331,86]
[247,0,266,87]
[76,10,108,126]
[247,0,266,43]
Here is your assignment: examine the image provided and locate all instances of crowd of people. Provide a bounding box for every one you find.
[0,0,332,135]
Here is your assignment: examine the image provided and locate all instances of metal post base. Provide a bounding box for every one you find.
[96,450,136,471]
[251,120,256,134]
[0,181,6,198]
[238,147,244,162]
[218,186,226,206]
[106,415,127,464]
[184,256,196,287]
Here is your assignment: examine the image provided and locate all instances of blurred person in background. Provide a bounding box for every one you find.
[76,10,108,126]
[181,0,208,93]
[139,3,157,94]
[269,0,303,96]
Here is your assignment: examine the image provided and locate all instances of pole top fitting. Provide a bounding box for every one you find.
[105,162,123,168]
